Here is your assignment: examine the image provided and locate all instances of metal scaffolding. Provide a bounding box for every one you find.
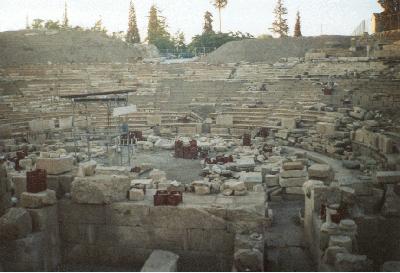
[63,90,134,161]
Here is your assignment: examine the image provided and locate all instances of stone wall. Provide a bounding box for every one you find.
[58,199,236,271]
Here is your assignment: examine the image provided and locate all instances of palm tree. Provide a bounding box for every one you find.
[213,0,228,32]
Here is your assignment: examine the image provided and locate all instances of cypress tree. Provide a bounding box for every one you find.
[294,11,302,37]
[126,0,140,43]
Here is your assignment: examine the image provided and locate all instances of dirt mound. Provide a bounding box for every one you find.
[205,36,352,64]
[0,30,159,67]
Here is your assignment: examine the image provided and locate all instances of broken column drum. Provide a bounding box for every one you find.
[26,169,47,193]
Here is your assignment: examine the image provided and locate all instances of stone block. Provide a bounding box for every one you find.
[223,180,247,192]
[285,187,304,195]
[11,174,27,198]
[279,176,307,188]
[131,179,154,189]
[235,158,255,170]
[19,158,33,170]
[308,164,333,179]
[323,246,348,265]
[148,206,227,230]
[329,235,352,252]
[282,161,304,170]
[194,185,210,195]
[105,202,150,226]
[27,205,58,232]
[376,171,400,184]
[265,174,279,187]
[141,250,179,272]
[58,199,106,224]
[280,169,307,178]
[129,188,145,201]
[240,172,262,190]
[20,189,57,209]
[281,118,297,129]
[71,175,130,204]
[35,156,74,175]
[334,253,371,272]
[303,180,325,198]
[0,208,32,241]
[78,160,97,177]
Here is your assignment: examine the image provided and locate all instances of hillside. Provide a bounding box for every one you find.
[0,29,159,67]
[204,36,352,64]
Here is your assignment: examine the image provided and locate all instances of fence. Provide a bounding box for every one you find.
[158,47,217,59]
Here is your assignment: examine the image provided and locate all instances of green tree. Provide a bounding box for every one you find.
[203,11,214,34]
[62,1,69,28]
[213,0,228,33]
[126,0,140,43]
[173,31,186,51]
[294,11,302,37]
[31,19,45,29]
[147,5,174,50]
[269,0,289,37]
[45,20,61,30]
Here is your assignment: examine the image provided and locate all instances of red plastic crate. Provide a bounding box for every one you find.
[26,169,47,193]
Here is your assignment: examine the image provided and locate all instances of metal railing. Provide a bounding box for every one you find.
[158,47,217,59]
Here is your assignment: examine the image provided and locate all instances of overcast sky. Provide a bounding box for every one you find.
[0,0,382,41]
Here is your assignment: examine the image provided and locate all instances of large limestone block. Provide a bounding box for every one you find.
[334,253,371,272]
[282,161,304,171]
[27,205,58,232]
[77,160,97,177]
[223,180,247,192]
[279,176,307,188]
[240,172,262,190]
[265,174,279,187]
[141,250,179,272]
[129,188,145,201]
[280,169,307,178]
[71,175,130,204]
[281,118,297,129]
[285,187,304,195]
[308,164,333,179]
[0,208,32,241]
[35,156,74,175]
[20,189,57,209]
[11,174,26,198]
